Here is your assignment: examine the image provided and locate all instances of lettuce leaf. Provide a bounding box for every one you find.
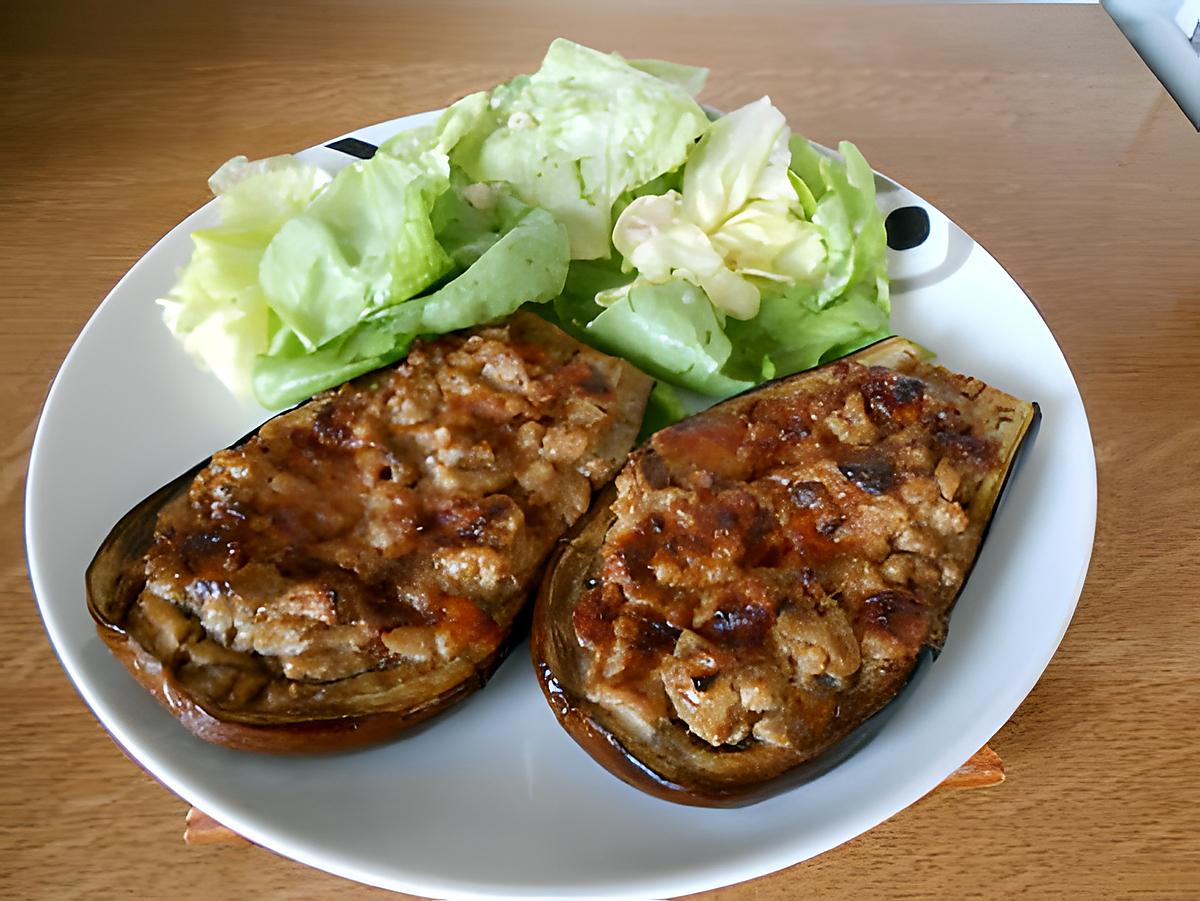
[723,289,890,384]
[637,381,688,443]
[442,39,710,259]
[609,98,827,321]
[626,58,709,97]
[584,280,754,397]
[259,152,453,351]
[252,206,569,407]
[790,137,889,312]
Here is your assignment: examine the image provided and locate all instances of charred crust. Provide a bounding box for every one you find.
[837,453,897,495]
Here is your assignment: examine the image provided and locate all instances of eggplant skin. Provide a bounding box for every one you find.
[95,620,493,753]
[86,315,652,753]
[86,472,527,754]
[531,337,1038,806]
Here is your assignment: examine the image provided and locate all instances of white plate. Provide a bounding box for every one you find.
[26,110,1096,900]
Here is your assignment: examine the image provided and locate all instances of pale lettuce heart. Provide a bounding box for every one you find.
[608,191,760,319]
[710,199,826,282]
[609,96,824,320]
[681,96,795,232]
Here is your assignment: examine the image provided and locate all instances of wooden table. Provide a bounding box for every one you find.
[3,1,1197,897]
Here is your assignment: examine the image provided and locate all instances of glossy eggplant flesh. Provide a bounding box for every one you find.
[87,313,652,752]
[533,337,1037,805]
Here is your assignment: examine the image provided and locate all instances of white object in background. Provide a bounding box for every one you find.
[1105,0,1200,127]
[1176,0,1200,40]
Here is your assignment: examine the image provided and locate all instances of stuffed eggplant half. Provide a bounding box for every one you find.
[87,313,652,752]
[533,337,1037,806]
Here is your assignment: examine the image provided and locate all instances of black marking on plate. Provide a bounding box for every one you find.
[326,137,378,160]
[885,206,931,251]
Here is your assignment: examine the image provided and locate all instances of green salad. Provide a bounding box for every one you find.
[160,39,890,416]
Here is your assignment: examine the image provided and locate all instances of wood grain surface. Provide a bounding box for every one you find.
[3,1,1198,898]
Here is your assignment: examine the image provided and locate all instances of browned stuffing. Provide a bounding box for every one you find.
[134,313,650,703]
[572,358,1001,750]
